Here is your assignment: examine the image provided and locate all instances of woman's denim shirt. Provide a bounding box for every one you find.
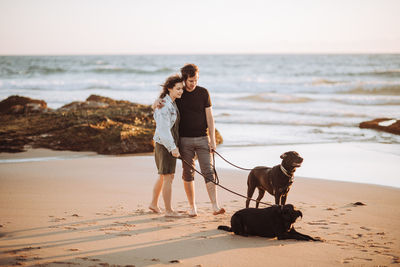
[153,94,178,152]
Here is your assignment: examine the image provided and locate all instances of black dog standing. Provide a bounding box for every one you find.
[218,204,321,241]
[246,151,303,208]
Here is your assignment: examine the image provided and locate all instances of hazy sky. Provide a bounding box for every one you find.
[0,0,399,55]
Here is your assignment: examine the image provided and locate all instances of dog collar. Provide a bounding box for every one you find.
[280,164,293,179]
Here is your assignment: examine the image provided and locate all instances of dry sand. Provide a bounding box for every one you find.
[0,150,399,266]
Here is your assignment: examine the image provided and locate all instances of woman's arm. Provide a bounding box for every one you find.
[154,107,177,153]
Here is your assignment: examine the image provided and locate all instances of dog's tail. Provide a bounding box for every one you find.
[218,225,232,232]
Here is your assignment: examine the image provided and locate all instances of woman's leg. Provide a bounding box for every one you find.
[149,175,163,213]
[162,173,174,213]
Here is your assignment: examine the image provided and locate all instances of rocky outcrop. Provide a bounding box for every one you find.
[0,95,50,114]
[359,118,400,135]
[0,95,223,154]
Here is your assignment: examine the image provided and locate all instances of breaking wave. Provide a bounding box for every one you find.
[0,66,67,76]
[348,69,400,78]
[312,79,343,86]
[237,93,312,103]
[339,85,400,95]
[92,67,174,75]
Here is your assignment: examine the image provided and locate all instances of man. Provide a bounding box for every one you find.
[154,64,225,217]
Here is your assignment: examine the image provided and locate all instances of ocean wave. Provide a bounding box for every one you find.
[333,98,400,106]
[339,85,400,95]
[92,67,174,75]
[348,69,400,78]
[311,79,343,86]
[0,66,67,76]
[85,85,112,90]
[216,120,355,128]
[237,93,312,103]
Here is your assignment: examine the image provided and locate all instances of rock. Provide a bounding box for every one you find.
[0,95,49,114]
[359,118,400,135]
[0,94,223,155]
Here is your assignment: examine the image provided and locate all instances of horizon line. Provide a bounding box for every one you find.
[1,51,400,56]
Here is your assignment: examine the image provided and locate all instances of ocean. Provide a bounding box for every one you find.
[1,54,400,187]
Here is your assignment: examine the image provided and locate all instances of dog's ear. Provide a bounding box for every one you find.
[280,153,287,159]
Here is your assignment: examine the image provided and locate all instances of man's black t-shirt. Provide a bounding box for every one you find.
[176,86,211,137]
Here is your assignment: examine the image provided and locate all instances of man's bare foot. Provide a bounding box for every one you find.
[213,208,225,215]
[149,205,161,213]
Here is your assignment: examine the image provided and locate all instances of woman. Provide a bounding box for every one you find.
[149,74,184,217]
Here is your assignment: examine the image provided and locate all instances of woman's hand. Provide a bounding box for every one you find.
[171,148,180,158]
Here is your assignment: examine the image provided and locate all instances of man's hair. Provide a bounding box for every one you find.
[180,64,199,81]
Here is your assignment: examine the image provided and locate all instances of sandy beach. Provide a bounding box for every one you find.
[0,149,399,267]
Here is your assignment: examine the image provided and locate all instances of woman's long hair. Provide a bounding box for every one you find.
[159,74,183,98]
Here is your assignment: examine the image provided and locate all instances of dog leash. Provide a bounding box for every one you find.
[178,152,273,207]
[212,150,271,171]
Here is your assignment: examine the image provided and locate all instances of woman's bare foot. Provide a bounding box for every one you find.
[188,206,198,217]
[149,205,161,213]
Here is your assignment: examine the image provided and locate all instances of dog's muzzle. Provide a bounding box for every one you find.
[292,162,302,167]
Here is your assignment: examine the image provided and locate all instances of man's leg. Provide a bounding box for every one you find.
[196,137,225,215]
[183,180,196,216]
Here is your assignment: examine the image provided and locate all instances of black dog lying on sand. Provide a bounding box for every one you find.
[246,151,303,208]
[218,204,322,241]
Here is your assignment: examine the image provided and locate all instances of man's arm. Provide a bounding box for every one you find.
[205,106,216,152]
[152,98,165,110]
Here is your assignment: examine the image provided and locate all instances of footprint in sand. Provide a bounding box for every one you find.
[52,261,79,265]
[350,233,363,239]
[7,247,41,254]
[117,233,132,237]
[64,226,78,230]
[342,257,353,263]
[50,217,66,223]
[307,221,328,226]
[354,256,373,262]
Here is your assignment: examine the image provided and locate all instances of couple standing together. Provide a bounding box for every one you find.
[149,63,225,218]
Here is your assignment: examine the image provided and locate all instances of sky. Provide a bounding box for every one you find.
[0,0,399,55]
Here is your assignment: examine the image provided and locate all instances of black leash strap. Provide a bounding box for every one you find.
[178,153,272,207]
[212,150,253,171]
